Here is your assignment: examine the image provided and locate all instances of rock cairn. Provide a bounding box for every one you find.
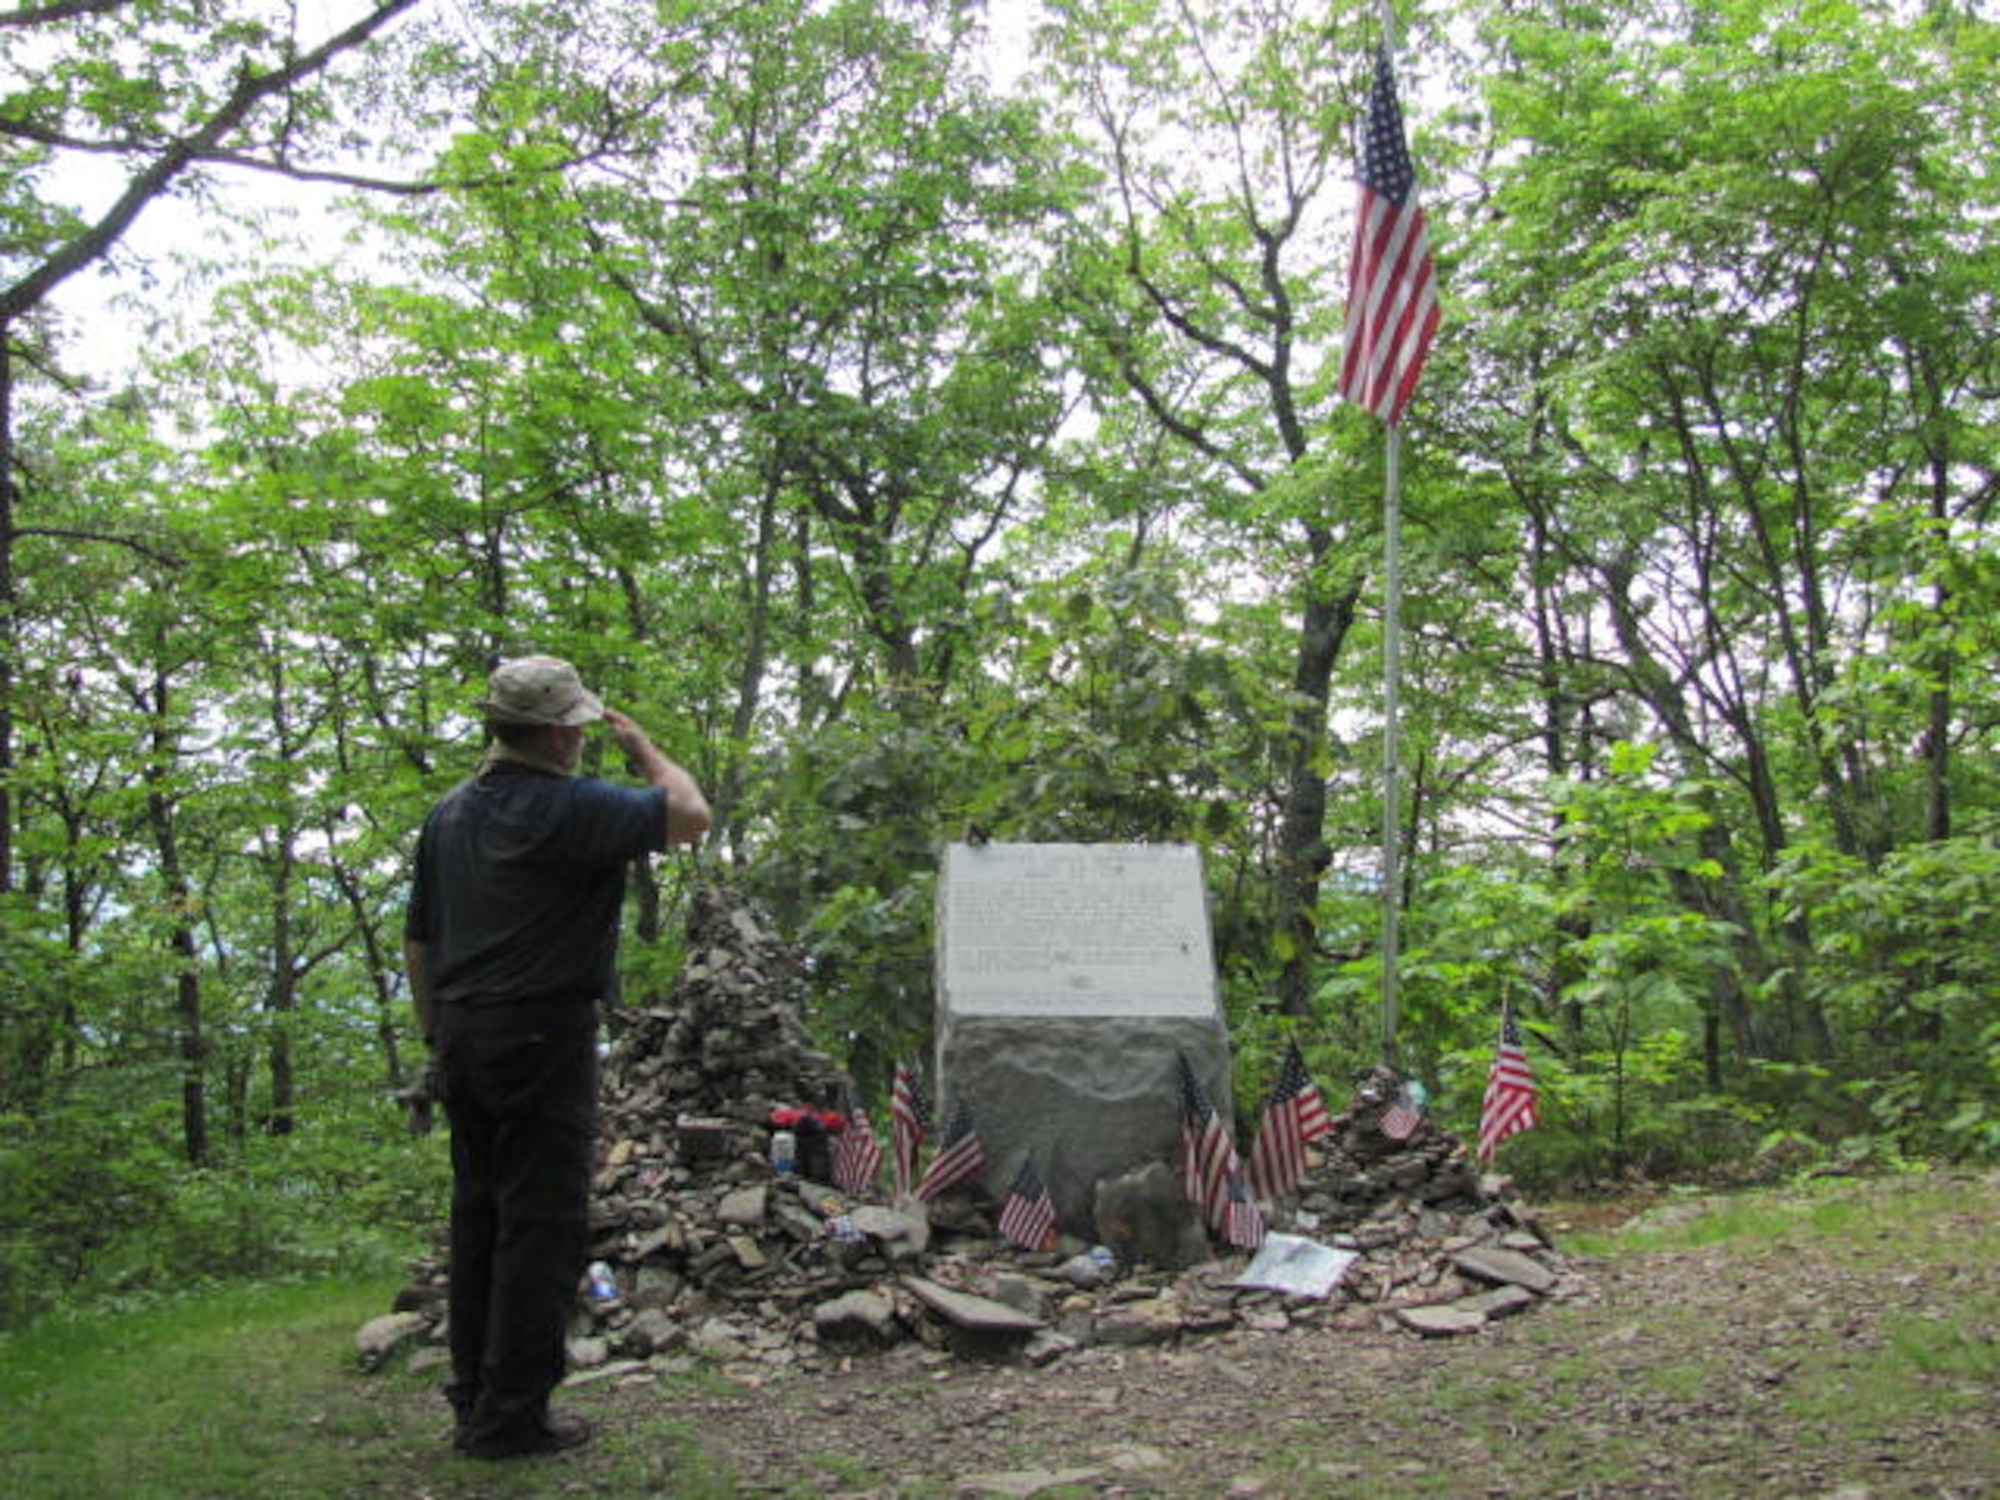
[596,880,850,1153]
[365,884,1570,1377]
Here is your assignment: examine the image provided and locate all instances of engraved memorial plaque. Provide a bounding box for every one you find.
[939,842,1219,1018]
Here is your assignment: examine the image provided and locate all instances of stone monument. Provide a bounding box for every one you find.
[934,841,1235,1241]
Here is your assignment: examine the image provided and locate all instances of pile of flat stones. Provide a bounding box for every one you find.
[362,885,1570,1378]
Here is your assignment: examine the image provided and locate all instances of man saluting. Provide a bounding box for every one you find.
[404,655,710,1459]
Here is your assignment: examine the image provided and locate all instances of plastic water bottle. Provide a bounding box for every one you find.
[584,1260,620,1310]
[770,1129,797,1175]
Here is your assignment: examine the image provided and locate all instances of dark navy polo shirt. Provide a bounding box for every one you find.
[405,760,669,1006]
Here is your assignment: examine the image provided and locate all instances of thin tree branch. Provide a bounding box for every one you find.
[0,0,131,28]
[0,0,421,325]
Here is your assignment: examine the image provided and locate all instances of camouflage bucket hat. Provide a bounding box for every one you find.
[477,655,606,727]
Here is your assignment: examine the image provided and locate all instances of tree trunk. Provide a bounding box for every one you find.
[1272,538,1361,1014]
[327,837,411,1088]
[263,850,298,1137]
[718,470,784,852]
[0,329,14,899]
[145,712,207,1164]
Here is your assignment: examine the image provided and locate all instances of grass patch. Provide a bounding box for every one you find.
[1561,1171,1981,1260]
[1783,1299,2000,1427]
[0,1278,732,1499]
[1883,1310,2000,1382]
[0,1278,411,1500]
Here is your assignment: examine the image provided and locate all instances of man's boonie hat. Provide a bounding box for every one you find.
[478,655,605,726]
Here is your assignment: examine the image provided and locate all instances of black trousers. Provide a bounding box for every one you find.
[436,997,599,1445]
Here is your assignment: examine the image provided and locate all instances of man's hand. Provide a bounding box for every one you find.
[396,1056,441,1134]
[602,708,713,845]
[602,707,651,760]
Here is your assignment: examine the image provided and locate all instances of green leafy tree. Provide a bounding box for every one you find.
[0,0,419,895]
[1449,0,2000,1074]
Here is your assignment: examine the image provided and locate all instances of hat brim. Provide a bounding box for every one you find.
[478,688,605,727]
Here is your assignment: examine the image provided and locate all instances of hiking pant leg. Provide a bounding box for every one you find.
[440,1004,598,1443]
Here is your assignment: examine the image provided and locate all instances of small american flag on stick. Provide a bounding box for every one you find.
[1177,1053,1248,1238]
[1247,1039,1333,1201]
[1379,1081,1422,1142]
[916,1098,986,1201]
[997,1156,1059,1253]
[1221,1166,1267,1251]
[890,1060,930,1198]
[832,1097,882,1197]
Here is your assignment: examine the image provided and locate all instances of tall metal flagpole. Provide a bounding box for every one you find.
[1342,0,1434,1066]
[1380,423,1403,1064]
[1376,0,1405,1066]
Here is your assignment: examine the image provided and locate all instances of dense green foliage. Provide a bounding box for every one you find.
[1,0,1995,1324]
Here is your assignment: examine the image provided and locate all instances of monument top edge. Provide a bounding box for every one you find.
[943,840,1199,854]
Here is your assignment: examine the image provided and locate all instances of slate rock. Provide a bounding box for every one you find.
[813,1288,903,1349]
[354,1311,427,1371]
[620,1306,684,1356]
[1452,1244,1558,1294]
[1460,1283,1538,1320]
[1396,1303,1487,1336]
[1094,1299,1183,1348]
[902,1276,1044,1332]
[1094,1161,1211,1270]
[956,1466,1107,1497]
[849,1203,929,1261]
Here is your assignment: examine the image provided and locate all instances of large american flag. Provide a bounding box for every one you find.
[997,1156,1059,1253]
[1247,1039,1334,1201]
[1478,1012,1540,1162]
[1337,46,1439,427]
[1177,1053,1248,1238]
[916,1098,986,1201]
[832,1099,882,1197]
[890,1060,930,1198]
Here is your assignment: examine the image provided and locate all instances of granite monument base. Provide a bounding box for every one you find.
[936,1015,1234,1238]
